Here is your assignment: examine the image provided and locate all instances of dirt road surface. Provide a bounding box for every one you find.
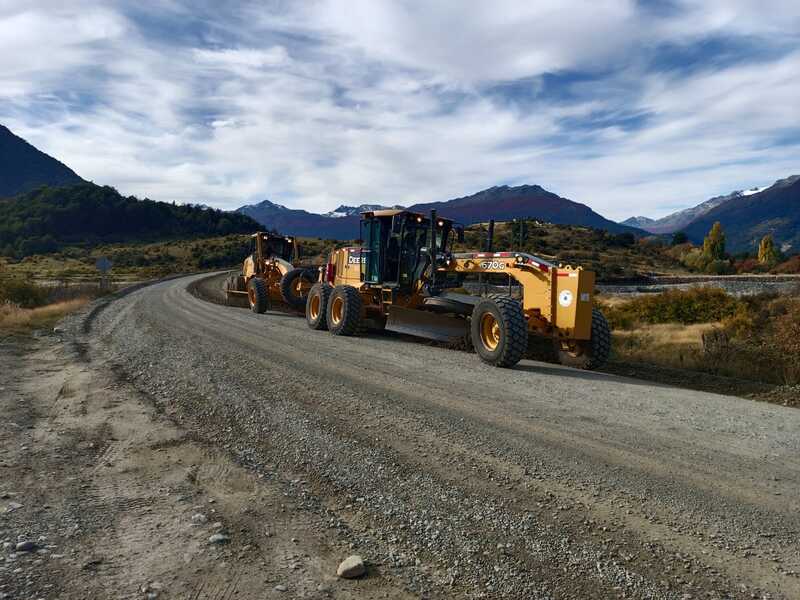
[2,273,799,599]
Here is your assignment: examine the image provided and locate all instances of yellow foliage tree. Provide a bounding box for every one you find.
[758,234,779,266]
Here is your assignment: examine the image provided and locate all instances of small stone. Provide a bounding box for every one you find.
[274,584,287,592]
[15,541,38,552]
[191,513,207,524]
[211,521,223,530]
[337,555,366,578]
[208,533,229,545]
[5,502,22,512]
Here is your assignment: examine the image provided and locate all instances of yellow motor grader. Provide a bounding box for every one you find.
[224,232,317,313]
[305,209,610,369]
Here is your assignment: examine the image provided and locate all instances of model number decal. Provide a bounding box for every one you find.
[479,261,506,270]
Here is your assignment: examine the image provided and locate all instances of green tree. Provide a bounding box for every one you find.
[702,222,726,261]
[757,234,780,266]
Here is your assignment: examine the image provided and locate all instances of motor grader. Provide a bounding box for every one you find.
[305,209,610,369]
[224,232,317,313]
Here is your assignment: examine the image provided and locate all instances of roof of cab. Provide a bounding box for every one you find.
[362,209,454,222]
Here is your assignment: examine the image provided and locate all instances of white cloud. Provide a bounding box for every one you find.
[0,0,798,221]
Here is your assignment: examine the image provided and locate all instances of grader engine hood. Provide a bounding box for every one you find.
[553,266,595,340]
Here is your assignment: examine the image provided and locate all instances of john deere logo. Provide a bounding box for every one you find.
[558,290,573,307]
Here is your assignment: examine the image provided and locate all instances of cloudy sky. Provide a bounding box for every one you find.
[1,1,798,220]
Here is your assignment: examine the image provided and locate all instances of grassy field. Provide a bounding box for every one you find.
[600,287,800,404]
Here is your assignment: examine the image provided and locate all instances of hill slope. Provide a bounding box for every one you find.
[409,185,641,234]
[622,191,743,234]
[683,176,800,253]
[0,125,83,197]
[238,185,644,239]
[0,183,259,257]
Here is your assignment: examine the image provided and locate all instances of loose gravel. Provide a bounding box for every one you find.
[70,273,800,599]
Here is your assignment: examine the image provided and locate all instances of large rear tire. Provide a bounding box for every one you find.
[470,295,527,368]
[280,268,315,310]
[327,285,363,336]
[306,283,332,330]
[556,308,611,370]
[247,278,269,314]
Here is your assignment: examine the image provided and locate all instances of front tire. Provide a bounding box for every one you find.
[470,295,527,367]
[280,268,315,310]
[556,308,611,370]
[247,278,269,314]
[327,285,363,336]
[306,283,332,330]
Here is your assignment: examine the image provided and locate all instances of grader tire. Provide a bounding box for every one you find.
[247,278,269,314]
[280,268,314,310]
[327,285,363,336]
[306,283,332,330]
[556,308,611,370]
[470,295,527,368]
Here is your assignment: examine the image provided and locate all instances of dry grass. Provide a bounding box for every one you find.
[612,322,719,370]
[0,298,89,332]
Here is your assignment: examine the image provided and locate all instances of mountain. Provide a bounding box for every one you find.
[683,175,800,253]
[622,216,657,229]
[324,203,404,218]
[0,124,83,198]
[0,182,259,257]
[237,199,362,239]
[622,186,767,234]
[238,184,644,239]
[406,185,641,234]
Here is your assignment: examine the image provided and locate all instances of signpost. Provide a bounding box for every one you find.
[95,256,113,291]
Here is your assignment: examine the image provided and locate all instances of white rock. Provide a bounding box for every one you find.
[336,555,366,578]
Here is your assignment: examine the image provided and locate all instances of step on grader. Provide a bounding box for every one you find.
[225,232,317,313]
[305,210,610,369]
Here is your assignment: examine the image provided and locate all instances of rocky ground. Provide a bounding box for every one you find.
[1,273,799,599]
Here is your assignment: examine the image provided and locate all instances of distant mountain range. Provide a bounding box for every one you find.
[622,176,799,252]
[2,122,797,256]
[682,176,800,253]
[324,204,404,218]
[0,124,83,198]
[238,184,642,240]
[622,186,767,234]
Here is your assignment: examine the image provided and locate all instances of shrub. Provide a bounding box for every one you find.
[603,287,740,329]
[0,277,48,308]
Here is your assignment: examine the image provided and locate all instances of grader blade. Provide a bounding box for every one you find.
[385,305,467,343]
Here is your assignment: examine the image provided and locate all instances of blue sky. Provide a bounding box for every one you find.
[1,1,798,220]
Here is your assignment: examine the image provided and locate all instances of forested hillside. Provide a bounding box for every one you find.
[0,183,259,257]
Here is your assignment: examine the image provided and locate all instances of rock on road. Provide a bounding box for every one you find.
[89,273,800,599]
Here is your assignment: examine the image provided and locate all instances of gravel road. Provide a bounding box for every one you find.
[84,273,800,599]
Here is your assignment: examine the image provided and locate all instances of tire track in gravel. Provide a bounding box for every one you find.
[88,273,800,599]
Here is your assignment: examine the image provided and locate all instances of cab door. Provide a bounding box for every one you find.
[361,218,383,284]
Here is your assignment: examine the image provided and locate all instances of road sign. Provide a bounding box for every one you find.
[95,257,113,273]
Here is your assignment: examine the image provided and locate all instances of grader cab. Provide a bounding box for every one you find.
[305,210,610,369]
[224,232,317,313]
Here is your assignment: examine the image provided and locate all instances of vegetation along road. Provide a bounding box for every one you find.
[7,273,799,599]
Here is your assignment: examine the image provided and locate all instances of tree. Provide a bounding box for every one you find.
[702,222,726,261]
[758,234,780,266]
[671,231,688,246]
